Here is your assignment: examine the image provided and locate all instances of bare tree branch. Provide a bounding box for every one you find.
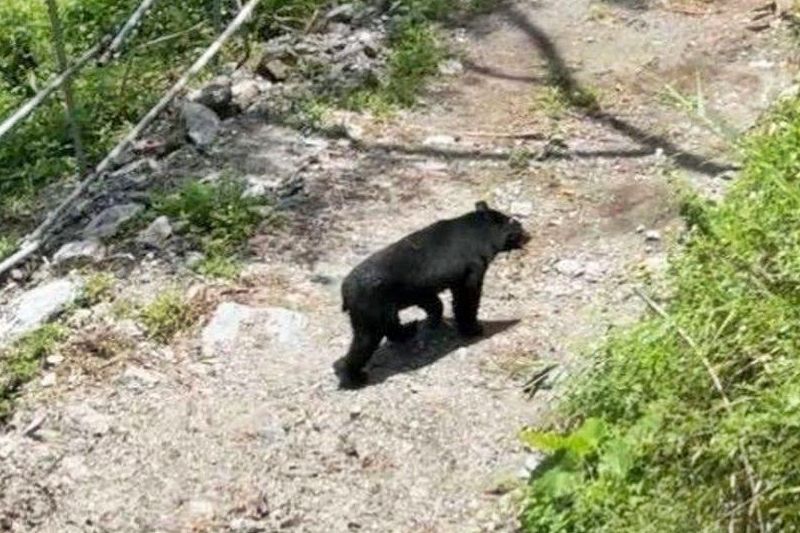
[0,39,108,143]
[0,0,263,277]
[98,0,160,65]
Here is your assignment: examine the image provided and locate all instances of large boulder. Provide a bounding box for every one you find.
[201,302,308,358]
[83,203,144,240]
[181,101,222,149]
[0,278,82,347]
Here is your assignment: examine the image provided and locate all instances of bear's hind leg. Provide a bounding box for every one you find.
[418,292,444,328]
[385,306,418,343]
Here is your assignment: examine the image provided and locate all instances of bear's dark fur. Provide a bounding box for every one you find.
[334,201,531,389]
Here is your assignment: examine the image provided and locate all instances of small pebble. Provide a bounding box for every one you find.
[644,230,661,242]
[46,354,65,366]
[41,373,57,388]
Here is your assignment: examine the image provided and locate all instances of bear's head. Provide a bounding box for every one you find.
[475,201,531,251]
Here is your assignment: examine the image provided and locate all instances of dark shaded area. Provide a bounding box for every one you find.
[500,5,736,176]
[363,319,520,387]
[361,140,660,162]
[598,0,650,10]
[462,58,546,84]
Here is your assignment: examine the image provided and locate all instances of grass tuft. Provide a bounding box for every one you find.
[521,95,800,531]
[138,290,198,343]
[155,176,275,279]
[0,325,66,421]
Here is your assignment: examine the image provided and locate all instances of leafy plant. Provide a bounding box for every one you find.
[521,95,800,531]
[0,324,66,421]
[154,176,273,278]
[138,290,196,343]
[78,272,116,306]
[0,236,15,261]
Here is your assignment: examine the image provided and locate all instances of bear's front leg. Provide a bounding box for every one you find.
[453,267,486,337]
[335,324,382,389]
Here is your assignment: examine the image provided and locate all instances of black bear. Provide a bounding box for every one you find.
[335,201,531,389]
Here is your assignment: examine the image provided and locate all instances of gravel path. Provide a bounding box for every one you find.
[1,0,796,531]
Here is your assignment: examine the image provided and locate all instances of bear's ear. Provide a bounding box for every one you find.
[475,201,489,212]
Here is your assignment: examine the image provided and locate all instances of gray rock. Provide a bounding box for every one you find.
[583,261,606,283]
[353,29,381,57]
[423,134,456,146]
[327,21,351,38]
[0,278,82,347]
[181,101,222,148]
[243,175,282,200]
[201,302,308,357]
[438,58,464,76]
[186,499,216,520]
[229,518,267,532]
[120,366,161,389]
[259,59,290,82]
[40,372,56,388]
[137,216,173,249]
[232,79,261,110]
[46,354,65,366]
[554,259,584,278]
[83,203,144,239]
[524,453,543,472]
[52,239,106,267]
[66,404,112,436]
[509,200,534,218]
[645,230,662,242]
[185,251,206,269]
[190,76,233,116]
[201,302,253,358]
[326,3,355,22]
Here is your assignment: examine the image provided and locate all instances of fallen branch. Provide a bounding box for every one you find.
[0,38,109,143]
[522,363,558,399]
[0,0,263,278]
[98,0,160,64]
[633,287,765,532]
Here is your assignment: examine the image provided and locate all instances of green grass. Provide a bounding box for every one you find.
[78,272,116,306]
[138,290,197,343]
[521,96,800,532]
[0,324,66,421]
[195,250,243,280]
[508,147,534,171]
[154,176,274,278]
[0,236,15,261]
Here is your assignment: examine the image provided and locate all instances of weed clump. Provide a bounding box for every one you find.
[521,97,800,531]
[138,290,198,343]
[155,176,275,279]
[0,325,65,421]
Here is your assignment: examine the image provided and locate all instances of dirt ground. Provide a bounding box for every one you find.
[1,0,798,531]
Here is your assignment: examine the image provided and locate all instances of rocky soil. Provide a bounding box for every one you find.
[1,0,798,531]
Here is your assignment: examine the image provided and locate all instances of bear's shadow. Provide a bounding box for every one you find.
[363,319,520,387]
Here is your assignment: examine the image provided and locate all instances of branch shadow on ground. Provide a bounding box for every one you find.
[363,319,520,387]
[499,4,734,176]
[462,58,547,84]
